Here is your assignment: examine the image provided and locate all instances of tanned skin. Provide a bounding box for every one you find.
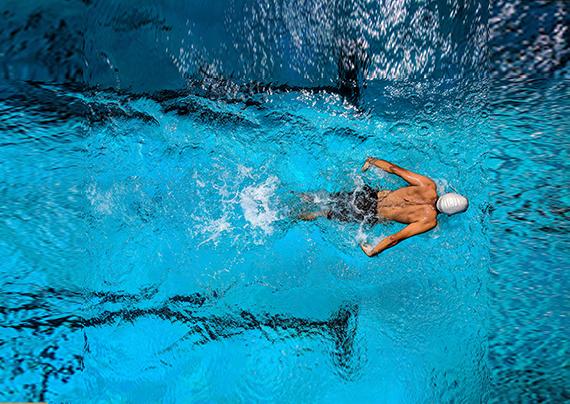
[359,157,437,257]
[300,157,438,257]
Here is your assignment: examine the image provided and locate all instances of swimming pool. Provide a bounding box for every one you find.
[0,0,568,402]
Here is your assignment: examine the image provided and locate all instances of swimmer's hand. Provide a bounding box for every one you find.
[360,243,375,257]
[361,157,374,172]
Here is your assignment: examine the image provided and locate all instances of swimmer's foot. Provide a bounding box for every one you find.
[298,210,329,221]
[299,192,314,202]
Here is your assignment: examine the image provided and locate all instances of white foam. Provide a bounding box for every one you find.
[435,178,449,195]
[192,170,205,188]
[355,225,369,244]
[237,164,254,179]
[197,215,232,247]
[239,176,281,235]
[355,225,386,246]
[86,183,114,215]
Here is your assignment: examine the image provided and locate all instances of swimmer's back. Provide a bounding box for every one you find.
[376,186,437,224]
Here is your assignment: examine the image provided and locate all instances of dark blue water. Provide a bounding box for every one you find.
[0,0,568,402]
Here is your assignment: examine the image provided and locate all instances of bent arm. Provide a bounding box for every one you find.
[360,220,436,257]
[362,157,435,187]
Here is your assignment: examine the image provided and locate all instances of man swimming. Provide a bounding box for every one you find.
[299,157,469,257]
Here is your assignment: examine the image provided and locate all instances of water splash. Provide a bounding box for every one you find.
[239,175,282,239]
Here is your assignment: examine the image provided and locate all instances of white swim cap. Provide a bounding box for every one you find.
[436,193,468,215]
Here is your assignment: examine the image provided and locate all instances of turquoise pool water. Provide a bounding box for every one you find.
[1,81,490,401]
[0,0,568,402]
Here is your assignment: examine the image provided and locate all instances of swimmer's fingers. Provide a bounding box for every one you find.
[361,160,370,172]
[360,243,374,256]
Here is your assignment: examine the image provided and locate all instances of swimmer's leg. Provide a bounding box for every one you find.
[298,210,330,221]
[293,192,318,203]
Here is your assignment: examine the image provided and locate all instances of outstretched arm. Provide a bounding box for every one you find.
[361,157,435,187]
[360,220,436,257]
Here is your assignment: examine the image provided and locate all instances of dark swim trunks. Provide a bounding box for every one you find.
[326,184,380,224]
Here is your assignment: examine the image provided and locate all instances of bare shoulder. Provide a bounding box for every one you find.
[422,182,437,193]
[418,184,438,200]
[418,209,438,228]
[423,215,438,229]
[415,174,437,189]
[407,184,437,198]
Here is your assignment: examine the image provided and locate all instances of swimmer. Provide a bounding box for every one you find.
[299,157,468,257]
